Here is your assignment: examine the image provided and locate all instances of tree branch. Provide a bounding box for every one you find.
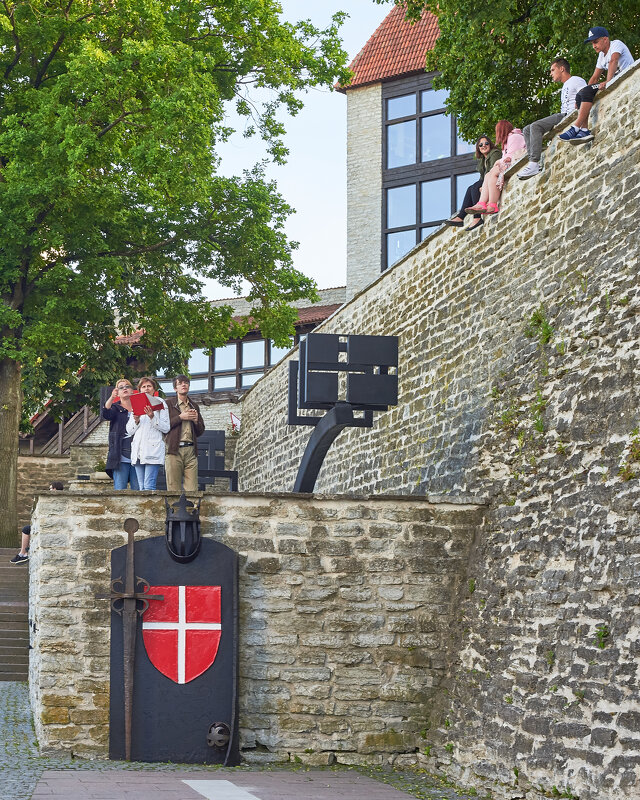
[32,0,74,88]
[96,107,150,138]
[2,0,22,81]
[33,32,66,88]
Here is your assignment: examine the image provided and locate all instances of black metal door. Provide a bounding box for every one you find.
[109,536,239,764]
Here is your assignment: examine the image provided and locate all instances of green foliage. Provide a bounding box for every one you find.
[525,307,554,346]
[0,0,350,426]
[532,388,547,433]
[444,742,454,753]
[505,695,513,704]
[468,578,476,594]
[499,403,519,432]
[629,428,640,462]
[375,0,640,140]
[595,623,610,649]
[545,650,555,669]
[551,786,579,799]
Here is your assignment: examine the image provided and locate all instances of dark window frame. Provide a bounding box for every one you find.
[156,328,315,396]
[382,72,476,271]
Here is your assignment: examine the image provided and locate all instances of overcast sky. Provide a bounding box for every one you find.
[207,0,392,299]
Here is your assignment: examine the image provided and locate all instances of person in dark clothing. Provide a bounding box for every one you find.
[445,135,502,232]
[102,378,140,490]
[9,481,64,564]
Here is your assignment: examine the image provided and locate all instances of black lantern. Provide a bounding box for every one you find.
[165,494,202,563]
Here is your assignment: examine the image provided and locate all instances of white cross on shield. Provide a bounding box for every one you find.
[142,585,222,684]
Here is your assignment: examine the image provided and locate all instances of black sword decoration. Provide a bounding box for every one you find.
[97,518,163,761]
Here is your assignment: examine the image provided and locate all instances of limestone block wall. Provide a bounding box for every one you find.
[231,63,640,800]
[28,491,481,762]
[346,83,382,300]
[16,456,75,533]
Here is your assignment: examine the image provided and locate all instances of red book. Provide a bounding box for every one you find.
[130,392,164,415]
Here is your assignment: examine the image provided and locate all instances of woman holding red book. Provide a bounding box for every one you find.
[126,377,170,490]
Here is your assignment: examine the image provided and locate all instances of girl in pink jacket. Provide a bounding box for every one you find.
[466,120,526,215]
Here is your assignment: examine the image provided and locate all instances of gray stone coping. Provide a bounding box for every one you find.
[56,486,489,506]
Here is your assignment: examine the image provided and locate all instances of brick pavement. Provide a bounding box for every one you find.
[0,682,477,800]
[30,770,432,799]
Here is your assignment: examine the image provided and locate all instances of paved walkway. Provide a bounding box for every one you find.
[0,682,477,800]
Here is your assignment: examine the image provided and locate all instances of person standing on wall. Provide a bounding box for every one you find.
[517,58,586,179]
[558,27,634,144]
[102,379,140,490]
[165,374,205,493]
[127,376,170,491]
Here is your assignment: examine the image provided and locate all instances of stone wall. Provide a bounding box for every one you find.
[230,63,640,799]
[16,456,75,534]
[346,83,382,300]
[28,490,482,762]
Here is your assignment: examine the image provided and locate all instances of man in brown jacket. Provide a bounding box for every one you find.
[165,374,205,493]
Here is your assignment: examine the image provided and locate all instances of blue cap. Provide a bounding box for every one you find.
[585,26,609,43]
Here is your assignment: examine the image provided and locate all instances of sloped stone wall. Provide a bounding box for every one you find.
[28,490,481,762]
[231,64,640,799]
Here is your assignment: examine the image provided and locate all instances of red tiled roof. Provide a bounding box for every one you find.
[232,303,342,330]
[291,303,342,326]
[115,329,146,345]
[338,5,439,91]
[114,304,341,346]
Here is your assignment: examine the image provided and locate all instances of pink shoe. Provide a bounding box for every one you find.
[485,203,499,215]
[465,201,488,213]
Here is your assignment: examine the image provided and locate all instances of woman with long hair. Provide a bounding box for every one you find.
[126,376,170,490]
[466,120,526,215]
[445,135,502,231]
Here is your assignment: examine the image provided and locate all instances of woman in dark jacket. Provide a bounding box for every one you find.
[101,378,140,490]
[445,135,501,232]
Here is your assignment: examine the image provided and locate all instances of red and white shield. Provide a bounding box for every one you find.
[142,586,221,684]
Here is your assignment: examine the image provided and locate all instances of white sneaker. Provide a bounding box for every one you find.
[517,161,540,180]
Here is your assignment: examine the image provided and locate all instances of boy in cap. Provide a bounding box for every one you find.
[559,27,634,143]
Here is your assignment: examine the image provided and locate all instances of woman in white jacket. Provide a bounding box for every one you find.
[126,377,170,490]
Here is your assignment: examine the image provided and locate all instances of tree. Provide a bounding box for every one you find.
[0,0,350,545]
[377,0,640,140]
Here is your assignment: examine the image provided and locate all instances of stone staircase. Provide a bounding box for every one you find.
[0,547,30,682]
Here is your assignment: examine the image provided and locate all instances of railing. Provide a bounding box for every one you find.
[36,406,102,456]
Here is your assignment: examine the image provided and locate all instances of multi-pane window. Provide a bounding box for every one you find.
[157,337,297,395]
[382,73,476,270]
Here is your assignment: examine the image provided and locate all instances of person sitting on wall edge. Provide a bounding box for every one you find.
[445,135,501,232]
[558,27,634,144]
[517,58,586,179]
[9,482,64,564]
[465,120,526,216]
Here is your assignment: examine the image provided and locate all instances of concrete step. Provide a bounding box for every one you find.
[0,605,29,619]
[0,555,30,681]
[0,619,30,633]
[0,634,29,647]
[0,650,29,676]
[0,671,28,681]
